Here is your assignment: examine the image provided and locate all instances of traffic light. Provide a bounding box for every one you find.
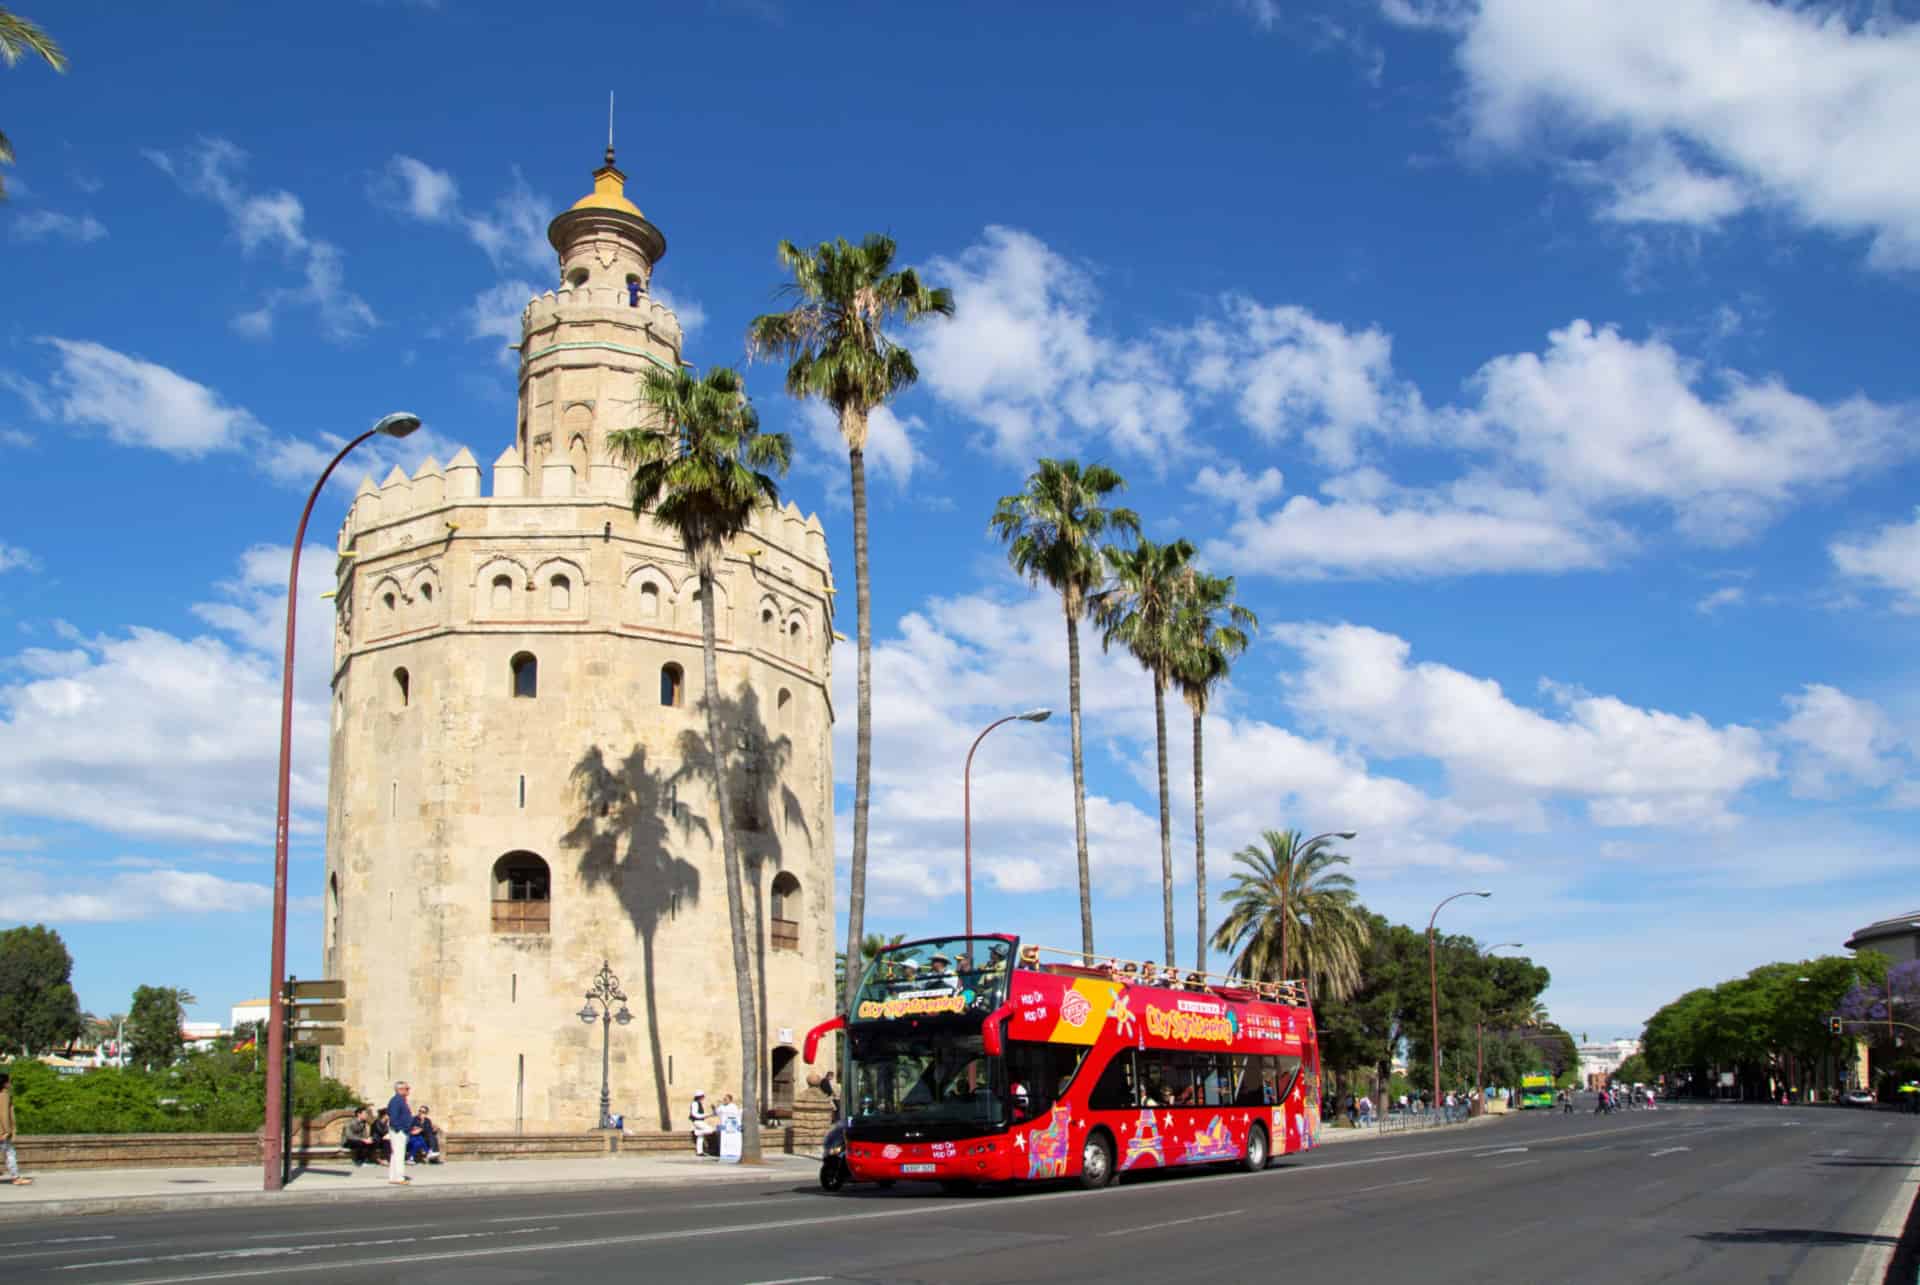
[1829,1016,1844,1035]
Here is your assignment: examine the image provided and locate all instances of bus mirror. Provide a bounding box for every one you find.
[981,1003,1014,1057]
[803,1015,845,1065]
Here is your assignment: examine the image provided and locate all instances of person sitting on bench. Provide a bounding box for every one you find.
[342,1107,377,1167]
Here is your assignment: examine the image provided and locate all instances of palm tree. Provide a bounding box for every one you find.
[1212,829,1371,1001]
[1091,537,1195,967]
[610,365,791,1164]
[1170,569,1256,975]
[835,931,908,995]
[747,236,952,1011]
[990,459,1139,962]
[1,10,66,201]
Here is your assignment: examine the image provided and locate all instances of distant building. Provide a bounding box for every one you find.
[230,999,271,1031]
[1845,913,1920,965]
[1579,1038,1641,1086]
[181,1022,226,1053]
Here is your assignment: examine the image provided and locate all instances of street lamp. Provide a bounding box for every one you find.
[962,708,1051,939]
[1428,889,1491,1114]
[577,960,634,1130]
[1276,830,1357,983]
[1475,941,1522,1116]
[263,410,420,1193]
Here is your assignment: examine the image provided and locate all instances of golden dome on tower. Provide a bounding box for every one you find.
[569,146,644,218]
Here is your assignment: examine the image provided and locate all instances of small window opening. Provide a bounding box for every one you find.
[518,774,526,809]
[391,781,398,818]
[393,667,410,708]
[383,591,396,612]
[550,574,571,612]
[777,687,793,732]
[660,663,684,708]
[639,582,660,619]
[492,574,513,611]
[770,872,800,951]
[492,852,551,935]
[511,652,538,699]
[566,267,589,288]
[420,583,433,603]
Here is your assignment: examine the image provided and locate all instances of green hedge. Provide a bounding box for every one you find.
[5,1051,359,1134]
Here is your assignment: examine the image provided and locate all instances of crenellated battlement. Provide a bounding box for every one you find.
[338,444,829,574]
[521,287,683,349]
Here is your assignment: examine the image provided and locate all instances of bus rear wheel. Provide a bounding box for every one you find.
[1242,1124,1268,1173]
[1079,1131,1114,1189]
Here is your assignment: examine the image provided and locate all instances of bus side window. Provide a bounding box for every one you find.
[1272,1055,1303,1103]
[1232,1055,1267,1106]
[1088,1050,1137,1110]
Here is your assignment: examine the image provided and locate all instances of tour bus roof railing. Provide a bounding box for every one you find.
[1011,942,1311,1007]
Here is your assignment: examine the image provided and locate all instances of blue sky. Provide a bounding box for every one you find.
[4,1,1918,1043]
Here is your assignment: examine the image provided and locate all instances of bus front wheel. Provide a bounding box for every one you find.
[1242,1124,1269,1173]
[1079,1131,1115,1190]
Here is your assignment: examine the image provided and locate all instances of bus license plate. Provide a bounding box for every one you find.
[901,1163,936,1174]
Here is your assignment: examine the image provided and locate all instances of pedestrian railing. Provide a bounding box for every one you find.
[1378,1104,1473,1134]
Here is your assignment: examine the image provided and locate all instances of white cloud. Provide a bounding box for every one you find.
[918,226,1189,462]
[147,138,377,340]
[0,544,38,574]
[468,278,540,366]
[42,338,269,455]
[463,170,552,275]
[1189,464,1286,516]
[1440,0,1920,268]
[1778,683,1904,798]
[0,546,335,845]
[9,209,106,243]
[374,154,460,222]
[797,401,921,499]
[1276,621,1778,826]
[1832,508,1920,611]
[1695,586,1744,615]
[0,862,273,924]
[651,285,705,336]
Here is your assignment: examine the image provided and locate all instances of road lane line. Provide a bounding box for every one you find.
[741,1278,831,1284]
[483,1195,816,1224]
[1474,1147,1528,1158]
[1848,1137,1920,1285]
[0,1236,116,1249]
[1101,1210,1242,1238]
[1495,1160,1538,1170]
[1351,1178,1429,1194]
[1650,1147,1691,1158]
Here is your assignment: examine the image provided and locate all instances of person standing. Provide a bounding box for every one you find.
[688,1090,716,1156]
[385,1081,418,1185]
[0,1071,29,1186]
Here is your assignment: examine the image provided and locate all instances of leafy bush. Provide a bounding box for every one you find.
[5,1050,359,1134]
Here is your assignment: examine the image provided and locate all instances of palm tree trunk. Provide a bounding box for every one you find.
[1066,604,1094,963]
[1153,674,1173,967]
[1192,706,1206,976]
[700,560,761,1162]
[842,437,872,1015]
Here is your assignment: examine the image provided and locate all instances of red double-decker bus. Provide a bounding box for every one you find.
[804,933,1321,1191]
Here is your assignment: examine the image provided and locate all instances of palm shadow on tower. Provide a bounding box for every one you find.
[669,680,809,1118]
[562,744,704,1131]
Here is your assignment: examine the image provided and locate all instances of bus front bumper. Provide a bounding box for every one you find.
[846,1140,1018,1184]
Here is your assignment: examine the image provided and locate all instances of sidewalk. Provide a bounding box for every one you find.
[0,1151,819,1223]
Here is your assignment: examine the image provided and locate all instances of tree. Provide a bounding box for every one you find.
[0,924,83,1054]
[1169,568,1255,975]
[1091,537,1195,966]
[835,931,908,996]
[748,236,953,1013]
[611,364,791,1164]
[990,459,1139,962]
[1211,829,1371,1001]
[0,9,65,201]
[125,985,195,1070]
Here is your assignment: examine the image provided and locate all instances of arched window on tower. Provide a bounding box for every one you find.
[327,872,341,952]
[770,872,801,952]
[491,574,514,612]
[660,663,684,708]
[492,852,551,935]
[788,620,803,659]
[393,667,410,708]
[549,574,571,612]
[639,582,661,619]
[761,607,775,641]
[777,687,793,734]
[511,652,538,699]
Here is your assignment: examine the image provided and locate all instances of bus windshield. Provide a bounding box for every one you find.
[849,1027,1003,1128]
[851,935,1015,1021]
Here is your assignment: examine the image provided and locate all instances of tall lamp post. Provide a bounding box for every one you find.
[1276,830,1357,982]
[1428,889,1491,1113]
[1475,941,1522,1115]
[263,411,420,1193]
[963,708,1051,938]
[577,960,634,1130]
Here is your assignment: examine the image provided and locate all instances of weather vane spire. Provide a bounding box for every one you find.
[606,92,615,167]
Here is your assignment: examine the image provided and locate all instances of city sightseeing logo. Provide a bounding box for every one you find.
[1143,1003,1238,1045]
[857,992,971,1020]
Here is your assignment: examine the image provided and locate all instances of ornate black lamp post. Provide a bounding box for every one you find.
[576,960,633,1130]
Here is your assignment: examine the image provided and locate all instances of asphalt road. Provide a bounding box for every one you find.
[7,1104,1917,1285]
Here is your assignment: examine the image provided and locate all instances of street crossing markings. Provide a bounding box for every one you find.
[1101,1210,1243,1238]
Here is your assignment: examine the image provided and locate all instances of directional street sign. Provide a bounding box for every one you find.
[293,1027,345,1046]
[292,1004,347,1023]
[288,980,346,1001]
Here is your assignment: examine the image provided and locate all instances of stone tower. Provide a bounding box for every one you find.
[320,150,836,1133]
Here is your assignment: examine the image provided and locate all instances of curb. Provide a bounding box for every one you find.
[0,1158,818,1224]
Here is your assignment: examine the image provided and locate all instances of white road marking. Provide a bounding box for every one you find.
[741,1278,831,1284]
[1474,1147,1528,1158]
[1101,1210,1242,1237]
[484,1195,813,1224]
[1495,1160,1539,1170]
[0,1236,117,1249]
[1351,1177,1429,1194]
[1849,1135,1920,1285]
[1649,1147,1691,1158]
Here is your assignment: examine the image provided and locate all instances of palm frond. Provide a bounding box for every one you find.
[0,11,66,71]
